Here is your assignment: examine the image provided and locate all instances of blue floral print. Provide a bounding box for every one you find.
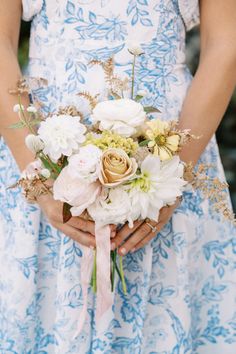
[0,0,235,353]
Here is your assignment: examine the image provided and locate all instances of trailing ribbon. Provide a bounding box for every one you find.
[95,223,113,320]
[74,223,113,338]
[73,245,94,337]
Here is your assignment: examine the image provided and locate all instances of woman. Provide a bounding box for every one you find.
[0,0,236,352]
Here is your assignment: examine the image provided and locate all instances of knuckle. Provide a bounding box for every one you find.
[77,218,85,230]
[113,238,120,247]
[68,229,78,239]
[142,224,151,235]
[87,221,94,232]
[127,237,138,247]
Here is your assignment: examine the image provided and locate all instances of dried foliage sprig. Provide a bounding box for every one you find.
[184,163,236,225]
[9,78,30,95]
[90,57,129,96]
[9,77,48,96]
[9,176,52,203]
[58,105,84,119]
[77,91,99,110]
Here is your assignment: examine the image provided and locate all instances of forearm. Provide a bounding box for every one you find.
[178,46,236,166]
[0,42,34,171]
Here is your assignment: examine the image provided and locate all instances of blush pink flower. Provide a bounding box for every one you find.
[53,166,102,216]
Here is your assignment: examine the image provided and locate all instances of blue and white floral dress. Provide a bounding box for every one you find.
[0,1,236,353]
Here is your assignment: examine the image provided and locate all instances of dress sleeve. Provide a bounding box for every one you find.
[22,0,43,21]
[178,0,200,31]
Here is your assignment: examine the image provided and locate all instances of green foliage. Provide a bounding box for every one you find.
[18,22,30,70]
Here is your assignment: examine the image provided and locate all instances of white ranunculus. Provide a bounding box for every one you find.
[88,187,133,227]
[128,155,186,221]
[53,166,101,216]
[25,134,45,153]
[38,114,87,161]
[91,99,146,138]
[127,41,144,56]
[67,144,102,183]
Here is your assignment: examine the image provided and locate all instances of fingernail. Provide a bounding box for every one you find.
[131,248,136,253]
[111,242,116,251]
[111,231,116,238]
[120,248,127,255]
[90,245,95,250]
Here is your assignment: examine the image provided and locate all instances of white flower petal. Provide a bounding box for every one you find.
[25,134,44,153]
[91,99,146,138]
[141,155,161,176]
[38,114,87,161]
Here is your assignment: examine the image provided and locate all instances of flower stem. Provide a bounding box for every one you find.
[119,255,127,295]
[111,250,117,292]
[38,151,61,176]
[18,95,35,134]
[131,55,136,100]
[92,250,97,293]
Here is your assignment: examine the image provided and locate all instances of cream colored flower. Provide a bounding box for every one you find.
[127,41,144,56]
[13,104,24,113]
[99,148,137,187]
[145,119,180,161]
[137,89,147,97]
[25,134,45,154]
[27,105,37,114]
[40,169,51,179]
[88,187,133,226]
[91,98,146,138]
[67,144,102,183]
[127,155,186,221]
[38,114,87,161]
[53,166,101,217]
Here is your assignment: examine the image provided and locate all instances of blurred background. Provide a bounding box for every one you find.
[19,22,236,211]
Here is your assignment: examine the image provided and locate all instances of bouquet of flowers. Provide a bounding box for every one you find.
[10,43,234,332]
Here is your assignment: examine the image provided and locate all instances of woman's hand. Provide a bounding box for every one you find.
[37,193,116,248]
[111,198,182,255]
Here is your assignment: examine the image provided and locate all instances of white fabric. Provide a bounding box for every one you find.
[178,0,200,31]
[22,0,43,21]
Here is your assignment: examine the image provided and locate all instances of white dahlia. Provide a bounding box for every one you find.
[38,114,87,161]
[127,155,186,221]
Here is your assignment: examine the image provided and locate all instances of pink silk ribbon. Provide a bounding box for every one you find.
[74,223,112,338]
[95,223,113,320]
[74,245,94,337]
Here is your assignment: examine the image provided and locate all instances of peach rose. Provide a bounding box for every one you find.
[99,148,137,187]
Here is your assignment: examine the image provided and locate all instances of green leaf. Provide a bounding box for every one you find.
[29,119,43,126]
[63,202,72,223]
[39,155,61,176]
[139,139,150,147]
[40,156,53,171]
[144,106,161,114]
[9,121,26,129]
[134,95,143,102]
[61,157,69,169]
